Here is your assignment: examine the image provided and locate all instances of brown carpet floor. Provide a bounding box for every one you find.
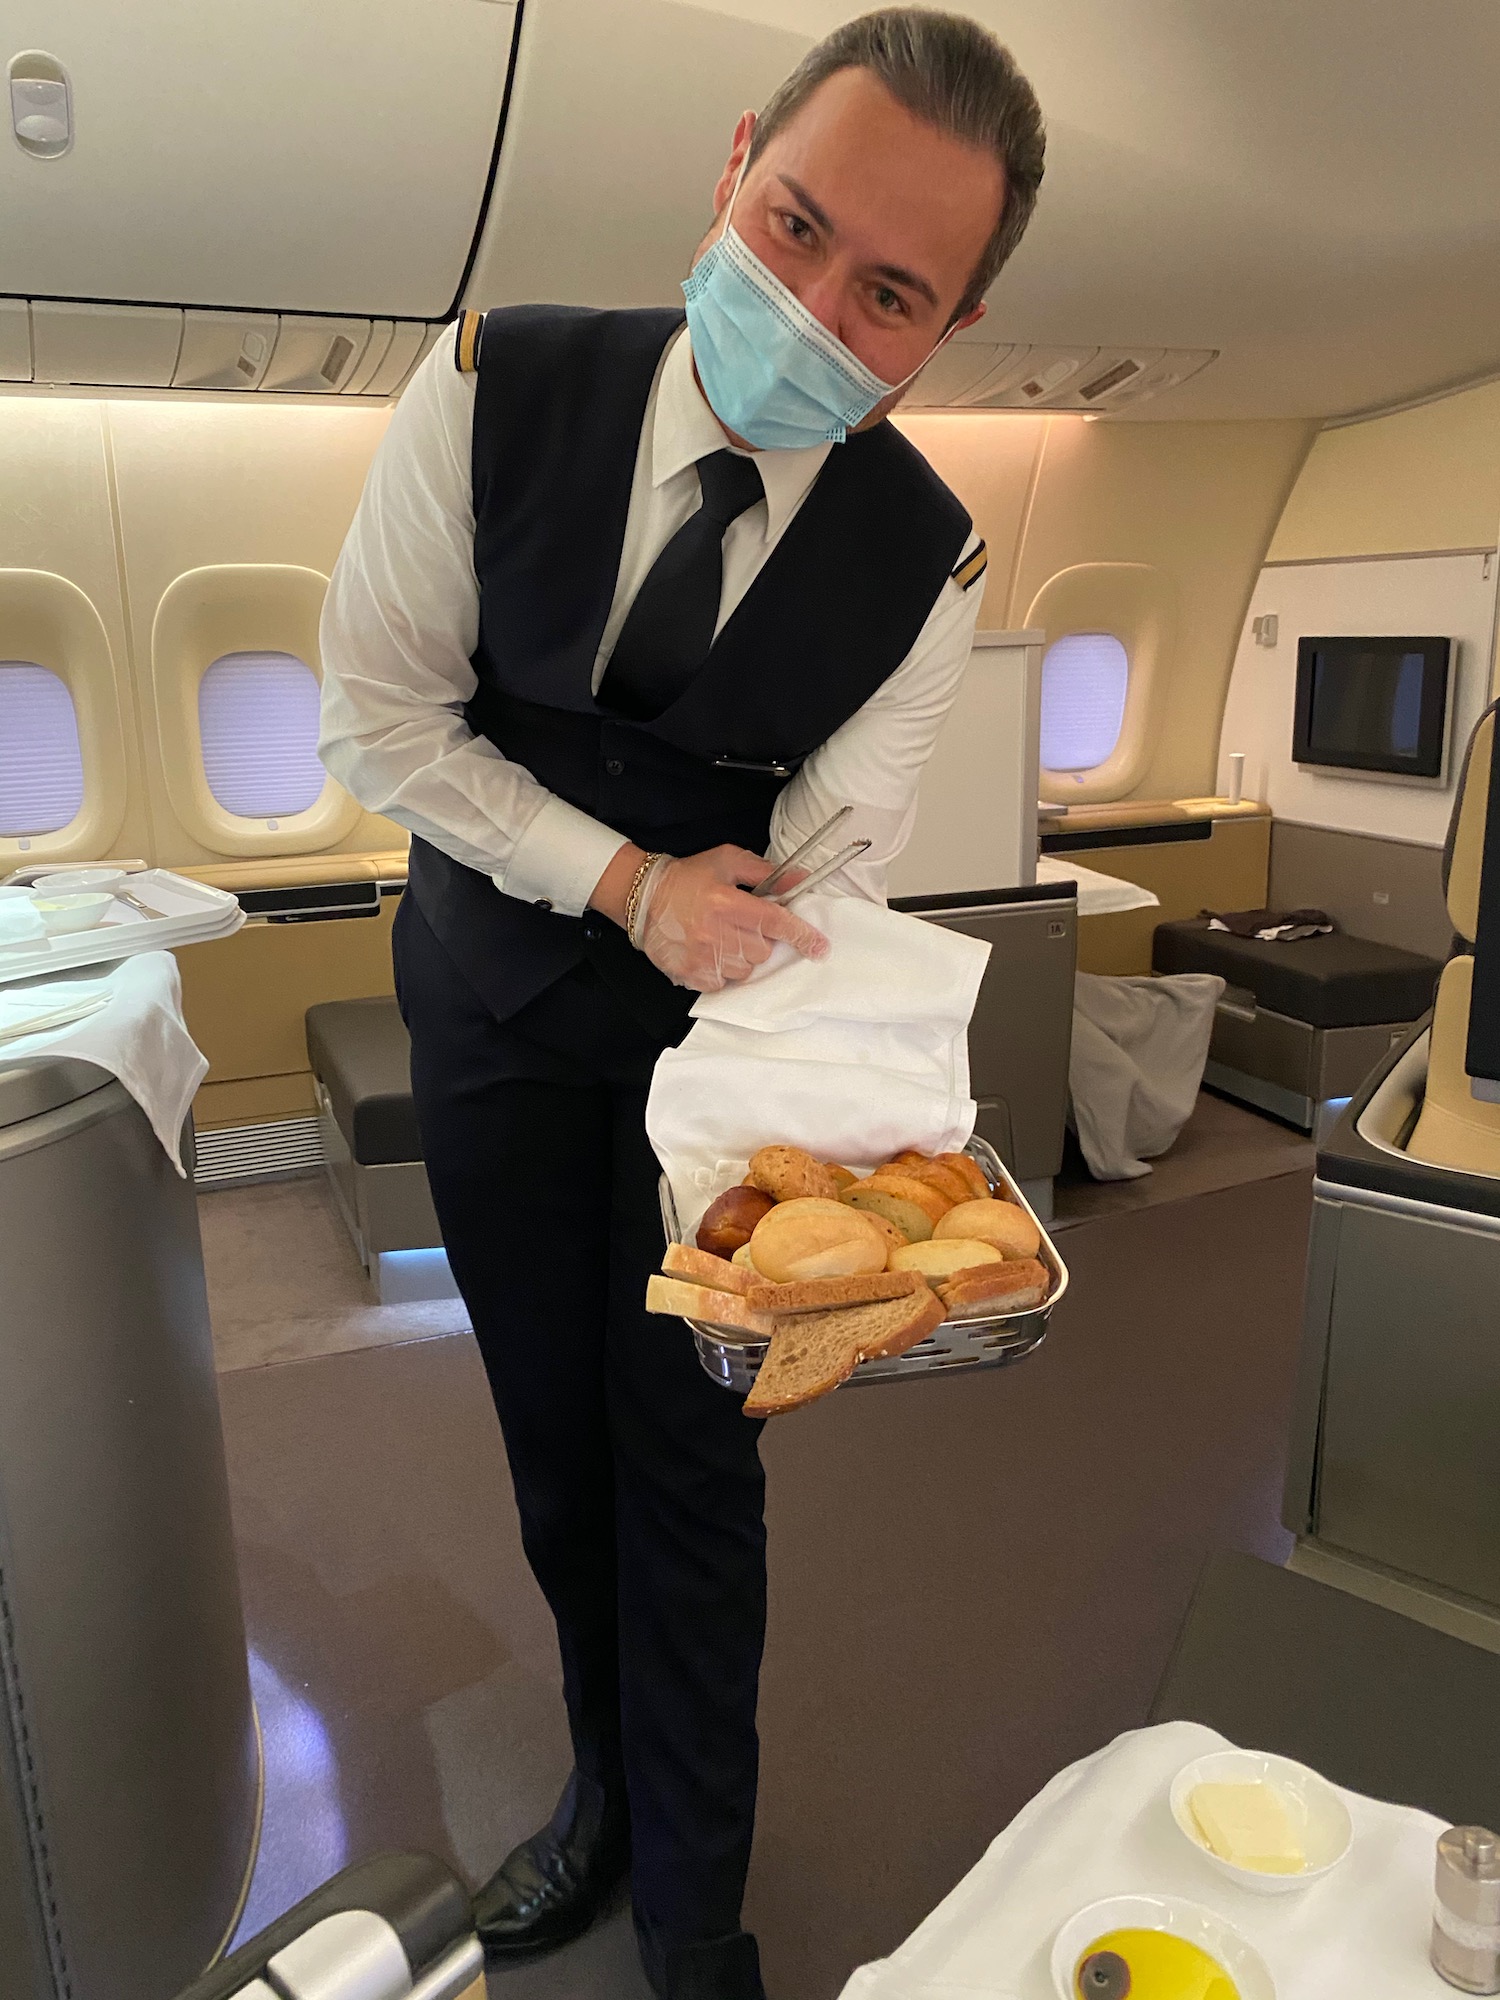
[215,1144,1311,1997]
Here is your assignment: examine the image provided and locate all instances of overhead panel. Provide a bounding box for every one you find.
[0,300,31,381]
[903,341,1018,410]
[1100,351,1219,412]
[968,347,1098,409]
[31,301,183,387]
[1045,350,1164,411]
[0,2,518,319]
[172,313,279,392]
[259,320,371,395]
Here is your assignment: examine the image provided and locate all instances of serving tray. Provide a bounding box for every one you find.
[658,1135,1068,1393]
[0,868,244,986]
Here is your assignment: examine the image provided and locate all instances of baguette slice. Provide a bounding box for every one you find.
[746,1269,922,1316]
[645,1275,776,1339]
[938,1256,1049,1319]
[662,1240,759,1296]
[743,1288,944,1416]
[936,1151,992,1203]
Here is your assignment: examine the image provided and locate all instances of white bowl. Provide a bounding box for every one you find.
[37,867,125,895]
[1052,1894,1275,2000]
[1170,1749,1353,1896]
[32,892,114,936]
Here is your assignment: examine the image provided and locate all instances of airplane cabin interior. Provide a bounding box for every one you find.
[2,4,1499,1998]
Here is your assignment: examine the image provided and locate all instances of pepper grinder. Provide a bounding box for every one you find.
[1433,1826,1500,1992]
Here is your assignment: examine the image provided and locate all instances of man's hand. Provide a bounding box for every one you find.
[591,843,828,992]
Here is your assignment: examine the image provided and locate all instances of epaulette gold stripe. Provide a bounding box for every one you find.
[455,309,484,374]
[952,540,988,592]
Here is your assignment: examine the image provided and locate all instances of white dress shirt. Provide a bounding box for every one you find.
[318,325,985,915]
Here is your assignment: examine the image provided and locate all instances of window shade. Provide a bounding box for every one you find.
[1040,633,1130,772]
[198,651,326,820]
[0,662,86,835]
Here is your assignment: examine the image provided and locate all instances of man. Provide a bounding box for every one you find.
[318,12,1043,1996]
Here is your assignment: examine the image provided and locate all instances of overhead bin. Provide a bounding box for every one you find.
[0,3,518,320]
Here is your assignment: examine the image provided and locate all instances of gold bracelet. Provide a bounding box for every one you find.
[624,852,667,948]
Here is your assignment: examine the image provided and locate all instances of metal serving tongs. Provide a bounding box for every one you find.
[751,804,872,907]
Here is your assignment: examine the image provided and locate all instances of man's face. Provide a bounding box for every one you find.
[693,67,1006,425]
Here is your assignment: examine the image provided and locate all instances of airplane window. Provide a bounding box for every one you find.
[198,650,326,821]
[1040,632,1130,772]
[0,661,86,835]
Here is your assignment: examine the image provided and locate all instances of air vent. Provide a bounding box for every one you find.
[193,1114,323,1188]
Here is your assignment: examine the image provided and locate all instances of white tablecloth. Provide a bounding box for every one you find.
[0,952,207,1173]
[840,1722,1451,2000]
[1036,855,1160,918]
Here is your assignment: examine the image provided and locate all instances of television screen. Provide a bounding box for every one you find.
[1292,636,1451,779]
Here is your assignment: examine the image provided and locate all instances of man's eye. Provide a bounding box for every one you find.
[875,286,907,316]
[782,212,812,242]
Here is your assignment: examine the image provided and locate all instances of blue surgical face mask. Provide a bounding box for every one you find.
[682,163,951,451]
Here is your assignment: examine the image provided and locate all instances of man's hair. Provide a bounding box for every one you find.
[748,8,1045,317]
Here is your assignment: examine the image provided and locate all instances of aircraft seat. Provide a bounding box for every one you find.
[1283,699,1500,1615]
[170,1852,482,2000]
[1151,914,1442,1132]
[304,996,443,1297]
[1408,697,1500,1172]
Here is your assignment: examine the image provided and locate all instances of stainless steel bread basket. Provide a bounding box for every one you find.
[657,1136,1067,1393]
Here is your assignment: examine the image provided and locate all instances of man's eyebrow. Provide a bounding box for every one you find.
[776,174,939,308]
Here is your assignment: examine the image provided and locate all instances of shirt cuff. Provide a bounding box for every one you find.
[497,795,631,919]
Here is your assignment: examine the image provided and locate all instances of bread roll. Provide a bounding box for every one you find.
[859,1171,950,1224]
[663,1241,758,1295]
[932,1198,1041,1260]
[732,1242,758,1271]
[939,1257,1049,1318]
[748,1197,887,1284]
[936,1151,992,1203]
[883,1157,972,1207]
[697,1185,775,1257]
[840,1183,932,1243]
[823,1163,858,1193]
[858,1209,907,1259]
[746,1145,839,1203]
[888,1238,1003,1281]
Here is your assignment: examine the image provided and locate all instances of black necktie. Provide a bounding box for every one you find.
[598,448,764,721]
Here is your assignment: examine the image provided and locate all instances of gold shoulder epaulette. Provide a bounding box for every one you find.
[952,538,988,593]
[454,309,485,374]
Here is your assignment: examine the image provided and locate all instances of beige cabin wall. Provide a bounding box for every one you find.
[1268,378,1500,566]
[898,411,1317,804]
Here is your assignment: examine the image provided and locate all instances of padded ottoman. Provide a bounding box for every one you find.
[1152,917,1443,1129]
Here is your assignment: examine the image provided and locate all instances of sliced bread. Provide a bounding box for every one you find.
[662,1240,759,1295]
[938,1256,1049,1318]
[743,1288,944,1416]
[645,1275,776,1339]
[745,1269,922,1316]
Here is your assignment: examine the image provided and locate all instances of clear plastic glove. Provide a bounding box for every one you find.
[635,845,829,992]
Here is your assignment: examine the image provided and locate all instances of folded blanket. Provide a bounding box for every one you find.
[1204,906,1335,942]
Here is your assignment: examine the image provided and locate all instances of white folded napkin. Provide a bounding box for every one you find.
[840,1720,1450,2000]
[646,894,991,1233]
[0,952,208,1172]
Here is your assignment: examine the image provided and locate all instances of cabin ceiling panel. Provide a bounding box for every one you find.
[468,0,1500,421]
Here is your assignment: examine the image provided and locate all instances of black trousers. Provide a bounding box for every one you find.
[392,892,767,1955]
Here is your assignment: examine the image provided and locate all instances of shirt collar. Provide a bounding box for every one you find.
[651,326,832,543]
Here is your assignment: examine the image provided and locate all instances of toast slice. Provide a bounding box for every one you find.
[645,1275,776,1339]
[662,1240,758,1296]
[743,1288,944,1416]
[938,1256,1049,1319]
[745,1270,922,1316]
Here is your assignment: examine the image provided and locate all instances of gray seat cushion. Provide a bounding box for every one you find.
[1152,918,1442,1029]
[305,997,421,1166]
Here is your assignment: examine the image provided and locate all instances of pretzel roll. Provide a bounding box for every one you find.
[697,1185,775,1257]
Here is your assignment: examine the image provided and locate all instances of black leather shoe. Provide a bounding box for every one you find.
[654,1930,766,2000]
[473,1771,629,1959]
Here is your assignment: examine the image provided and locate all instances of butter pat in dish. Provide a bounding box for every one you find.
[1170,1748,1352,1895]
[1189,1783,1303,1875]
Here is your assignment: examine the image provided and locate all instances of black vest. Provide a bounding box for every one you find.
[408,304,971,1038]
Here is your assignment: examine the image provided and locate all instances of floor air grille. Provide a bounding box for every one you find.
[193,1115,324,1189]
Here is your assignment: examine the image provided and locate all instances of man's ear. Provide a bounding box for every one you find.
[951,300,988,335]
[710,109,758,217]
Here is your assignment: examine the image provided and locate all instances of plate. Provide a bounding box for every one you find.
[1051,1894,1275,2000]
